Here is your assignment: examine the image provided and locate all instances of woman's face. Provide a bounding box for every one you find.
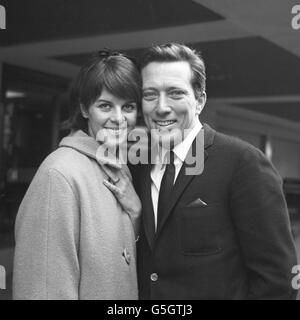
[81,88,138,148]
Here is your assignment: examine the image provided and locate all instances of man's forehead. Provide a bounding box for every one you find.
[142,61,192,86]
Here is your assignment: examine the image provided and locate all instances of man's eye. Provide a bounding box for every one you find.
[143,91,158,101]
[169,90,185,98]
[123,104,137,112]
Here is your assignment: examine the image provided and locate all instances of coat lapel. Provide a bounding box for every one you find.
[155,124,215,238]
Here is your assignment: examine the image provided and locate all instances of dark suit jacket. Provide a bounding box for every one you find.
[136,124,298,300]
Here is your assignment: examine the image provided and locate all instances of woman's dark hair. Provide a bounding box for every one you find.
[66,50,142,132]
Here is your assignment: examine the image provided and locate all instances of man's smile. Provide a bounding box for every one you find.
[153,120,177,128]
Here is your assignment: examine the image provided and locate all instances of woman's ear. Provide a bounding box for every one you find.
[80,103,89,119]
[195,92,207,116]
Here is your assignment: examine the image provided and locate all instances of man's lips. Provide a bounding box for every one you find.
[105,127,127,130]
[153,120,177,127]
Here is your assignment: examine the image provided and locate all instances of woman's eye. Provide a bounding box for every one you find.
[98,103,111,110]
[143,91,158,101]
[123,104,136,112]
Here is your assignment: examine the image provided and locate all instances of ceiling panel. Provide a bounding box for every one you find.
[0,0,223,47]
[54,36,300,98]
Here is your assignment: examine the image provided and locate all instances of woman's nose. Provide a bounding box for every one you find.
[111,107,125,123]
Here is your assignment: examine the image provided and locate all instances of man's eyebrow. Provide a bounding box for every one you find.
[167,86,186,90]
[143,86,183,90]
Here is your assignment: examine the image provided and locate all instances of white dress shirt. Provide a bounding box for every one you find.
[150,120,202,230]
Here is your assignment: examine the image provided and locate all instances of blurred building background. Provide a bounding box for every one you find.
[0,0,300,299]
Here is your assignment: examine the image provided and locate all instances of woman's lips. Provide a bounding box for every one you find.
[105,128,127,135]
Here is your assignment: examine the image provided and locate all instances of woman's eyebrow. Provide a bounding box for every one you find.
[142,87,157,91]
[95,98,137,104]
[95,99,111,103]
[122,100,137,105]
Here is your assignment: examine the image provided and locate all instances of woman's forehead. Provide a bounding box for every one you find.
[94,88,136,103]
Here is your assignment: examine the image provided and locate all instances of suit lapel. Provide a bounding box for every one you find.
[140,164,156,249]
[155,124,215,238]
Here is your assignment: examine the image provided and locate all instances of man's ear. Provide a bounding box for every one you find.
[80,104,89,119]
[195,92,207,116]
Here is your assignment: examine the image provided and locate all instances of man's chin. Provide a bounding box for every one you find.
[151,129,183,149]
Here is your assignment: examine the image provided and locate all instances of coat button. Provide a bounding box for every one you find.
[122,248,131,265]
[150,273,158,282]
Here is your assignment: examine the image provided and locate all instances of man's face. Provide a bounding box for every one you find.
[142,61,206,148]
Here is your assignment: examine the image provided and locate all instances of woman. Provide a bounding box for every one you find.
[13,51,142,300]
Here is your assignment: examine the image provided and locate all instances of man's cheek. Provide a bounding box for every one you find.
[172,102,189,119]
[142,103,153,115]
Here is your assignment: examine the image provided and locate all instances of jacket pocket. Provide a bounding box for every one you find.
[177,205,223,256]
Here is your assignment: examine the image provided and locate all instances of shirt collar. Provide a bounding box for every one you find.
[173,120,202,163]
[153,120,202,167]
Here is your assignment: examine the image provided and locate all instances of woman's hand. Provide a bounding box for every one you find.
[103,166,141,237]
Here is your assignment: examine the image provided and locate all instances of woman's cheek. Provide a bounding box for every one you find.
[127,112,138,128]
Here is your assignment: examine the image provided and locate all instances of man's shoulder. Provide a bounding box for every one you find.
[203,124,268,167]
[204,125,281,187]
[205,125,259,154]
[216,130,254,150]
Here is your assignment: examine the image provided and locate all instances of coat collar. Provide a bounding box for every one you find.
[59,130,123,169]
[59,130,132,181]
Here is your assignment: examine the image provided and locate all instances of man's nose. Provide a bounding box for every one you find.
[156,93,170,114]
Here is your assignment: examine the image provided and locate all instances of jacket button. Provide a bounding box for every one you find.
[150,273,158,282]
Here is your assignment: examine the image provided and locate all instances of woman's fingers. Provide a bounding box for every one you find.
[103,164,130,184]
[119,167,130,181]
[102,165,121,184]
[103,179,121,196]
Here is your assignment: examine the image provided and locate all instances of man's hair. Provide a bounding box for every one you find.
[66,51,142,132]
[140,43,206,99]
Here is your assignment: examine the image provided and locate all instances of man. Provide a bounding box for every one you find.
[136,43,298,299]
